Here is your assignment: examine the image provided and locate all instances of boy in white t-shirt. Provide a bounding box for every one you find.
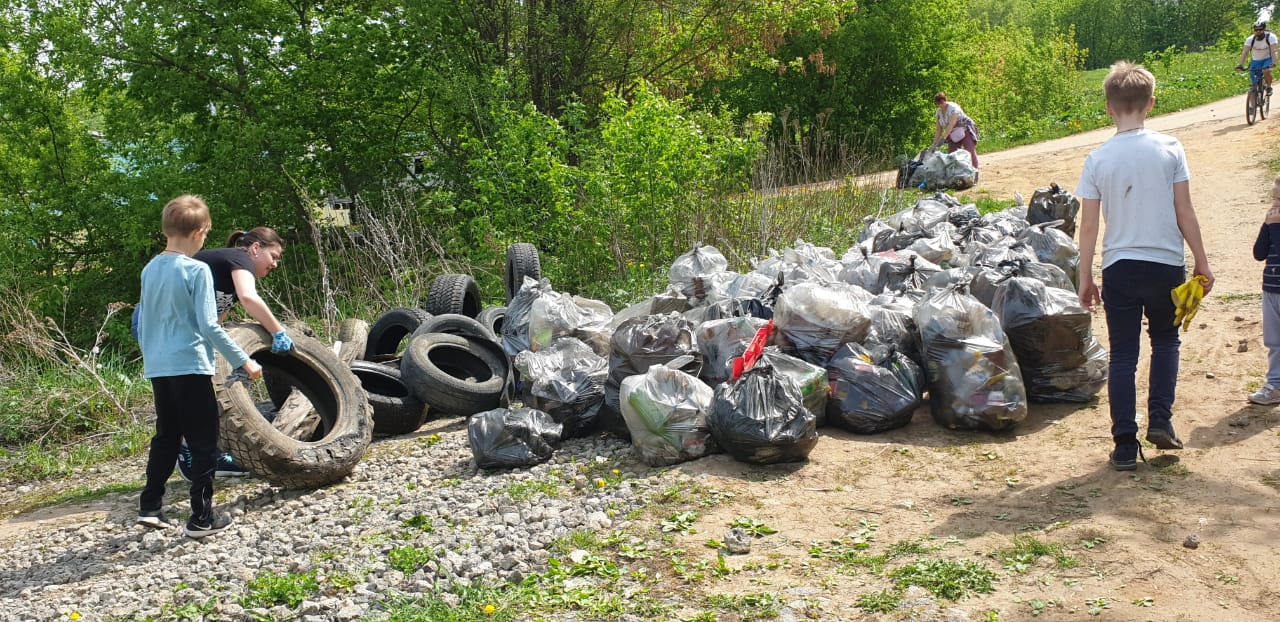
[1074,61,1214,471]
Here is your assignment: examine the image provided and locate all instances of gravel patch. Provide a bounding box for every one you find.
[0,420,663,621]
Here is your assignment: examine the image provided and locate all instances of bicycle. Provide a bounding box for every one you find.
[1237,63,1272,125]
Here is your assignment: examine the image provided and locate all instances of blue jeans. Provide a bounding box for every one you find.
[1101,260,1184,441]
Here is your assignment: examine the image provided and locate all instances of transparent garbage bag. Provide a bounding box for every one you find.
[774,281,873,365]
[467,407,562,469]
[620,359,717,466]
[514,337,608,438]
[908,150,977,191]
[502,276,557,356]
[915,284,1028,431]
[1017,222,1080,287]
[905,222,959,266]
[866,289,923,365]
[759,346,829,426]
[969,260,1072,309]
[696,316,768,386]
[857,218,896,254]
[839,244,886,292]
[981,206,1030,238]
[603,313,702,439]
[669,244,729,301]
[825,343,924,434]
[708,363,818,464]
[529,294,614,357]
[993,277,1107,403]
[887,196,952,237]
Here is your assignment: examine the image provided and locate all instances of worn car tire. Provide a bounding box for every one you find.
[425,273,482,318]
[351,360,427,435]
[411,313,498,344]
[401,332,508,417]
[364,307,431,360]
[214,323,373,489]
[475,306,507,338]
[504,243,542,303]
[335,318,370,366]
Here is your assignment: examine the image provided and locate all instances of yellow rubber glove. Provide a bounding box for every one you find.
[1170,275,1209,331]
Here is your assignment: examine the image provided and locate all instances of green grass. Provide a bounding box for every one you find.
[889,558,999,601]
[994,535,1078,573]
[981,43,1240,153]
[239,570,321,609]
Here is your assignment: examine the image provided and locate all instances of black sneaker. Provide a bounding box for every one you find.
[176,443,195,482]
[215,452,250,478]
[1109,441,1145,471]
[136,509,170,529]
[1145,422,1184,450]
[184,511,233,539]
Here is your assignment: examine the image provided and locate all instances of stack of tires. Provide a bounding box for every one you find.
[213,244,542,488]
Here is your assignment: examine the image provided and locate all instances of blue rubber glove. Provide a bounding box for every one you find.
[271,329,294,354]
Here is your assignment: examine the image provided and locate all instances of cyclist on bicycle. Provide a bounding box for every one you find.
[1238,21,1278,96]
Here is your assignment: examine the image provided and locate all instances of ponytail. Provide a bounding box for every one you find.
[227,226,284,250]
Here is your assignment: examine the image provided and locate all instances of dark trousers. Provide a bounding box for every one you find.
[1101,260,1184,441]
[140,374,219,523]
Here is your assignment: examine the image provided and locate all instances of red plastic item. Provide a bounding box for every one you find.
[730,320,774,381]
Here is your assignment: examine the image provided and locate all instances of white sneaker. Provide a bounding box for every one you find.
[1249,384,1280,405]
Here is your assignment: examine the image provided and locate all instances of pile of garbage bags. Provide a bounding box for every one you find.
[486,184,1104,469]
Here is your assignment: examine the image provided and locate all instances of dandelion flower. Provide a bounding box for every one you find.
[483,604,496,615]
[69,614,81,621]
[596,478,607,488]
[612,469,620,475]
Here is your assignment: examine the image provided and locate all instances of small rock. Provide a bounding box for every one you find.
[899,499,915,510]
[1228,416,1251,427]
[724,527,753,555]
[1238,340,1249,353]
[1183,534,1201,549]
[1206,372,1216,378]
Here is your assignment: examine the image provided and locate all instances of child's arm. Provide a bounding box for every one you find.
[1076,198,1101,311]
[1172,180,1214,294]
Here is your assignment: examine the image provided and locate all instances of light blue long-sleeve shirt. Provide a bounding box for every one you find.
[137,253,250,378]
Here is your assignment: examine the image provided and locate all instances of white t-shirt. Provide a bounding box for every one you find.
[1074,129,1191,269]
[1247,32,1278,60]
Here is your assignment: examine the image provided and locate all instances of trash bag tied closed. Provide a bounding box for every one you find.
[620,363,717,467]
[708,364,818,464]
[467,407,562,469]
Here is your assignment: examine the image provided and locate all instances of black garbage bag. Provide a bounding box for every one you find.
[878,250,943,294]
[620,360,717,466]
[774,281,873,364]
[915,284,1028,431]
[708,364,818,464]
[967,259,1072,309]
[759,346,829,426]
[1027,182,1081,238]
[602,313,702,439]
[825,343,925,434]
[467,407,562,469]
[514,337,608,438]
[993,277,1108,403]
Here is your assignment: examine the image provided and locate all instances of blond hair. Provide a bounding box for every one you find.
[161,195,211,237]
[1103,61,1155,115]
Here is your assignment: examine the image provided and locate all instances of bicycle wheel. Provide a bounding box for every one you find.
[1265,89,1272,119]
[1247,89,1258,125]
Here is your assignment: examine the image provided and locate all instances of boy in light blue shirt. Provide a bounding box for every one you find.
[135,195,262,538]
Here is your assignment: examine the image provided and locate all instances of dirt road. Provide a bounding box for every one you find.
[675,95,1280,620]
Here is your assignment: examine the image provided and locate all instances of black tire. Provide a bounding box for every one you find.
[476,306,507,338]
[401,332,508,417]
[351,360,428,435]
[425,274,482,318]
[364,307,431,360]
[1247,90,1258,125]
[504,243,542,303]
[335,318,369,367]
[214,323,373,489]
[411,313,498,343]
[1264,89,1271,120]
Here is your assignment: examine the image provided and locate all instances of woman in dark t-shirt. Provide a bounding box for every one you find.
[185,226,289,478]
